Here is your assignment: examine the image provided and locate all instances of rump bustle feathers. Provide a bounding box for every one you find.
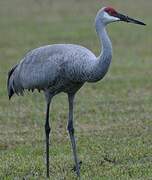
[7,64,18,99]
[7,64,25,99]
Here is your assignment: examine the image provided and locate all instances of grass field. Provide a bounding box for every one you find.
[0,0,151,179]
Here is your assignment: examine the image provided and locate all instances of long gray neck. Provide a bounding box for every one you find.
[88,21,112,82]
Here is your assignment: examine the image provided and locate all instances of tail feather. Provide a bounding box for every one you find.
[7,64,18,99]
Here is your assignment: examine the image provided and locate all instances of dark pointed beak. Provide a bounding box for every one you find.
[116,13,146,26]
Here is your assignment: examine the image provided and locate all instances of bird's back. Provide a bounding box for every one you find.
[7,44,96,97]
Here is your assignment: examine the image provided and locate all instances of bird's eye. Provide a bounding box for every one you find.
[108,10,117,16]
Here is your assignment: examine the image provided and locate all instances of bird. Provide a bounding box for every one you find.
[7,6,145,178]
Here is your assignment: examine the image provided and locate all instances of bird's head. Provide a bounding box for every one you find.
[96,6,146,26]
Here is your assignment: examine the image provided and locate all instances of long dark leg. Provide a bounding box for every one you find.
[67,93,80,177]
[45,101,51,178]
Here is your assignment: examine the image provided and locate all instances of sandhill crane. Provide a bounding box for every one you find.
[7,7,145,178]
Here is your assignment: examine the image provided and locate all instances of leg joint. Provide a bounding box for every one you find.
[67,123,74,135]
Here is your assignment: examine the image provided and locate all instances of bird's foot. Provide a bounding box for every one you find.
[72,161,82,172]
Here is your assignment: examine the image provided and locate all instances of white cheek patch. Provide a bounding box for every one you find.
[104,12,120,22]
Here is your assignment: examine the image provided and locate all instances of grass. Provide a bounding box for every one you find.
[0,0,152,179]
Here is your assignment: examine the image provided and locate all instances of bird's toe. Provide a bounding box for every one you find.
[72,161,82,172]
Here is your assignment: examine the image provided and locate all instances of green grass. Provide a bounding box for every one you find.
[0,0,152,179]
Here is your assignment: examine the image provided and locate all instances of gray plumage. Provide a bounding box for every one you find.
[7,6,145,178]
[8,41,111,98]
